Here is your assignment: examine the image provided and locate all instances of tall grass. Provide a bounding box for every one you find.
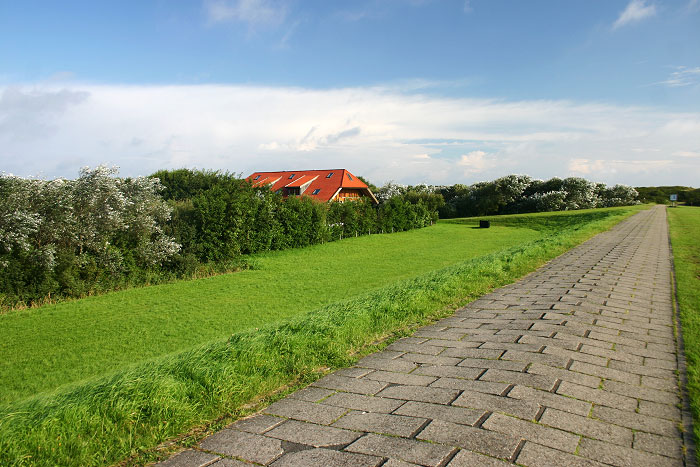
[0,206,644,466]
[667,206,700,458]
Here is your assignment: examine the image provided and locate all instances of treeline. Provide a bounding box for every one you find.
[635,186,700,205]
[0,168,439,308]
[436,175,639,218]
[152,169,440,264]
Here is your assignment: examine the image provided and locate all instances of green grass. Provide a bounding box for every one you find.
[667,206,700,455]
[0,206,645,466]
[0,221,542,404]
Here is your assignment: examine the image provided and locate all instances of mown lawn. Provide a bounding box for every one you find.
[0,220,541,404]
[667,206,700,452]
[0,205,646,466]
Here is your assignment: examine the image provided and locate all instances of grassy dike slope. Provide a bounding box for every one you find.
[667,206,700,452]
[0,206,645,466]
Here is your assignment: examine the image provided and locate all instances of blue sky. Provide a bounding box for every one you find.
[1,0,699,186]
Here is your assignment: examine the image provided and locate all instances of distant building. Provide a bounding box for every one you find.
[246,169,378,204]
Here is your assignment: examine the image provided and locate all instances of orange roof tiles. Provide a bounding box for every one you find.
[247,169,377,203]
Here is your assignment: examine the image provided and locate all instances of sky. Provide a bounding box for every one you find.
[0,0,699,187]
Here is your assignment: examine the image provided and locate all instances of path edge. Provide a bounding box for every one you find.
[667,205,697,467]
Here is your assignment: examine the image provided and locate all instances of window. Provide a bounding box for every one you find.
[347,173,354,181]
[288,174,295,179]
[326,172,333,178]
[254,175,260,180]
[312,189,321,195]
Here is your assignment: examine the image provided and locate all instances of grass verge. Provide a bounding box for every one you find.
[667,206,700,457]
[0,206,645,466]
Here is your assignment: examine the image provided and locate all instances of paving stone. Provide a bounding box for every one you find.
[482,413,580,452]
[269,448,382,467]
[265,419,361,447]
[429,377,509,395]
[569,361,641,385]
[602,379,679,404]
[356,356,419,373]
[507,385,592,416]
[642,374,679,392]
[633,431,683,459]
[208,459,252,467]
[382,459,421,467]
[578,438,679,466]
[346,433,454,466]
[412,365,483,380]
[637,399,681,421]
[376,384,459,405]
[398,352,463,366]
[539,408,633,446]
[199,429,283,465]
[452,389,540,420]
[363,370,437,386]
[288,386,335,402]
[417,420,520,460]
[229,414,285,434]
[457,357,528,372]
[156,450,219,467]
[446,449,511,466]
[441,347,504,359]
[310,374,388,395]
[515,441,608,467]
[321,392,406,413]
[334,367,375,378]
[479,369,558,391]
[264,398,347,425]
[526,362,601,388]
[385,341,447,355]
[333,411,427,437]
[394,400,484,426]
[591,405,679,437]
[556,381,638,411]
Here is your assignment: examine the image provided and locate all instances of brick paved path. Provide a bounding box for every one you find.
[160,206,692,467]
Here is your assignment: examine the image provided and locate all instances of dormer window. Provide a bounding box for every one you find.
[347,173,354,181]
[288,174,295,179]
[312,189,321,195]
[254,175,261,180]
[326,172,333,178]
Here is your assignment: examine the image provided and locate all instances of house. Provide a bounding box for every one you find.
[246,169,378,204]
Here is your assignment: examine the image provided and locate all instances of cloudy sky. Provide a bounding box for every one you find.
[1,0,699,186]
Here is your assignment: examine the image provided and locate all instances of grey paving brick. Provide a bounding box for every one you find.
[266,419,360,447]
[633,431,683,459]
[482,413,580,452]
[440,347,504,359]
[556,381,638,411]
[479,369,558,391]
[569,361,641,385]
[578,438,679,467]
[288,386,335,402]
[364,370,437,386]
[334,367,375,378]
[602,379,679,404]
[515,441,608,467]
[269,448,382,467]
[156,450,219,467]
[346,433,454,466]
[321,392,406,413]
[310,374,388,395]
[394,400,484,426]
[642,374,679,391]
[230,414,285,434]
[385,341,447,355]
[526,362,601,388]
[608,360,676,379]
[376,384,459,405]
[638,399,681,421]
[446,449,511,466]
[591,405,679,437]
[507,385,592,416]
[417,420,521,460]
[452,390,539,420]
[539,407,633,446]
[457,357,528,372]
[412,364,482,380]
[208,459,253,467]
[578,344,644,364]
[264,398,347,425]
[429,377,509,395]
[199,429,283,465]
[333,411,427,437]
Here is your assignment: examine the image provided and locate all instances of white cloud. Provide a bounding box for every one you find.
[656,66,700,87]
[1,84,699,186]
[613,0,656,29]
[674,150,700,158]
[205,0,287,27]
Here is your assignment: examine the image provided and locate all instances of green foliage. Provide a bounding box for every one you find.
[0,205,644,466]
[667,206,700,458]
[439,175,638,218]
[635,186,698,205]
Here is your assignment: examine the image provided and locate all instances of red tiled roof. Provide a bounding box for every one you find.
[246,169,377,203]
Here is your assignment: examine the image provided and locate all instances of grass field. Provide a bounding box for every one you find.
[667,206,700,452]
[0,206,645,466]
